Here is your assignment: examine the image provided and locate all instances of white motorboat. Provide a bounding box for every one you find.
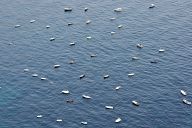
[64,8,72,12]
[105,106,114,109]
[54,64,60,68]
[149,4,155,9]
[86,20,91,24]
[183,99,191,105]
[82,95,92,99]
[50,37,55,41]
[132,100,139,106]
[104,75,109,79]
[115,117,122,123]
[61,90,70,94]
[115,86,122,90]
[128,73,135,77]
[180,90,187,96]
[114,8,123,12]
[81,122,88,125]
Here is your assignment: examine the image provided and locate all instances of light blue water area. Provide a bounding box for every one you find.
[0,0,192,127]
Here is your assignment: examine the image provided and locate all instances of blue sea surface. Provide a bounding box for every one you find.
[0,0,192,127]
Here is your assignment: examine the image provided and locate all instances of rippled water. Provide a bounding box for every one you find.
[1,0,192,127]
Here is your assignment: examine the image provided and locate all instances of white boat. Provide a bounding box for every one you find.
[24,68,29,72]
[128,73,135,77]
[46,25,50,28]
[86,36,92,39]
[81,122,88,125]
[132,57,139,60]
[90,54,97,57]
[64,8,72,12]
[183,99,191,105]
[115,117,122,123]
[82,95,92,99]
[80,74,85,79]
[115,86,122,90]
[54,64,60,68]
[86,20,91,24]
[118,25,123,28]
[56,119,63,122]
[50,37,55,41]
[37,115,43,118]
[69,60,75,64]
[149,4,155,8]
[30,20,36,23]
[70,42,75,46]
[32,73,38,77]
[41,77,47,80]
[105,106,114,109]
[68,23,73,26]
[104,75,109,79]
[114,8,123,12]
[84,8,88,12]
[110,17,116,21]
[159,48,165,52]
[15,25,21,28]
[180,90,187,96]
[132,100,139,106]
[137,44,144,48]
[111,31,116,34]
[61,90,70,94]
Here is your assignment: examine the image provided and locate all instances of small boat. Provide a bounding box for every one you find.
[115,117,122,123]
[81,122,88,125]
[15,25,21,28]
[115,86,122,90]
[32,73,38,77]
[84,8,88,12]
[149,4,155,9]
[46,25,50,28]
[41,77,47,80]
[180,90,187,96]
[105,106,114,109]
[128,73,135,77]
[110,17,116,21]
[150,60,158,63]
[54,64,60,68]
[56,119,63,122]
[64,8,72,12]
[86,36,92,39]
[24,68,29,72]
[80,74,85,79]
[118,25,123,28]
[61,90,70,94]
[30,20,36,23]
[90,54,97,58]
[183,99,191,105]
[104,75,109,79]
[132,100,139,106]
[66,99,74,103]
[111,32,115,35]
[68,23,73,26]
[86,20,91,24]
[82,95,92,99]
[132,57,139,60]
[69,60,75,64]
[50,37,55,41]
[137,44,144,48]
[37,115,43,118]
[159,48,165,52]
[70,42,75,46]
[114,8,123,12]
